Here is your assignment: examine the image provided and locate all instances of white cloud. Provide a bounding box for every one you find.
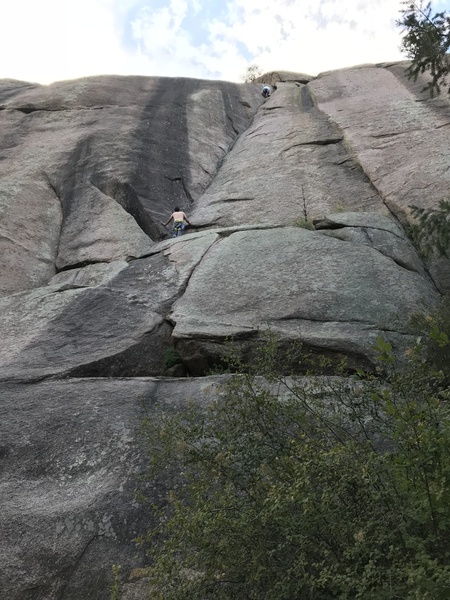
[0,0,410,84]
[212,0,405,76]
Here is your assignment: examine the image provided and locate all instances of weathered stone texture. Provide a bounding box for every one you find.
[0,233,217,381]
[0,377,225,600]
[191,82,383,228]
[0,62,448,600]
[309,65,450,223]
[0,76,262,296]
[171,226,437,374]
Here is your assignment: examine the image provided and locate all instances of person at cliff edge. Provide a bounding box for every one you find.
[163,207,192,237]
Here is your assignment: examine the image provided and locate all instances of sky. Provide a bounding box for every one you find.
[1,0,448,85]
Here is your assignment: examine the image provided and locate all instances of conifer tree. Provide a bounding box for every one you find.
[397,1,450,96]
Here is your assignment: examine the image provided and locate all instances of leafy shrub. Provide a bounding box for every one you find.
[138,318,450,599]
[241,64,263,83]
[409,200,450,258]
[291,217,315,230]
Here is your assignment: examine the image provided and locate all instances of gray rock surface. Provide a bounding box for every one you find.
[314,212,428,276]
[0,376,225,600]
[309,65,450,223]
[0,76,262,296]
[171,226,437,374]
[190,82,382,228]
[0,233,218,381]
[0,62,448,600]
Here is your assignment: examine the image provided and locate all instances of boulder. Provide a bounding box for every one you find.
[170,225,438,374]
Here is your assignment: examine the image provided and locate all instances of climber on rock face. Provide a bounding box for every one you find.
[261,85,271,99]
[163,207,192,238]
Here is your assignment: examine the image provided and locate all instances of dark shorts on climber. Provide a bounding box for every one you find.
[172,221,186,237]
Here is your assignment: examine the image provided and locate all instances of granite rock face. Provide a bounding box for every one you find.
[190,82,382,228]
[309,63,450,223]
[170,221,437,374]
[0,76,262,296]
[0,63,449,599]
[0,377,225,600]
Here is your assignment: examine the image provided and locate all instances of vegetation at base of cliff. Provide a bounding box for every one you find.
[111,564,122,600]
[397,1,450,96]
[137,301,450,599]
[408,200,450,258]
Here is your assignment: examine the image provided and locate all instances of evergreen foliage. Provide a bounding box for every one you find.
[409,200,450,258]
[397,1,450,96]
[138,317,450,599]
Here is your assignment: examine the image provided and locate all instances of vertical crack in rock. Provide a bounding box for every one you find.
[57,534,99,600]
[163,175,195,206]
[305,80,394,217]
[44,174,64,275]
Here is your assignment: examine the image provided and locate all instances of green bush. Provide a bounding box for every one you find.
[408,200,450,258]
[163,347,183,369]
[291,217,315,230]
[139,321,450,599]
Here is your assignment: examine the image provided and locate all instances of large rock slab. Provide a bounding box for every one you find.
[191,82,383,228]
[0,376,225,600]
[171,225,438,374]
[314,212,428,276]
[0,233,218,381]
[0,76,262,296]
[309,65,450,222]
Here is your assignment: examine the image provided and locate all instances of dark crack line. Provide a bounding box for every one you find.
[8,104,149,114]
[221,197,254,203]
[56,258,122,274]
[281,138,343,153]
[246,123,266,137]
[226,113,239,136]
[163,175,194,205]
[275,316,411,335]
[0,373,61,385]
[370,128,427,139]
[12,106,107,115]
[246,131,269,140]
[333,157,354,166]
[57,535,99,600]
[43,173,64,270]
[314,222,406,242]
[316,231,424,274]
[200,165,213,177]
